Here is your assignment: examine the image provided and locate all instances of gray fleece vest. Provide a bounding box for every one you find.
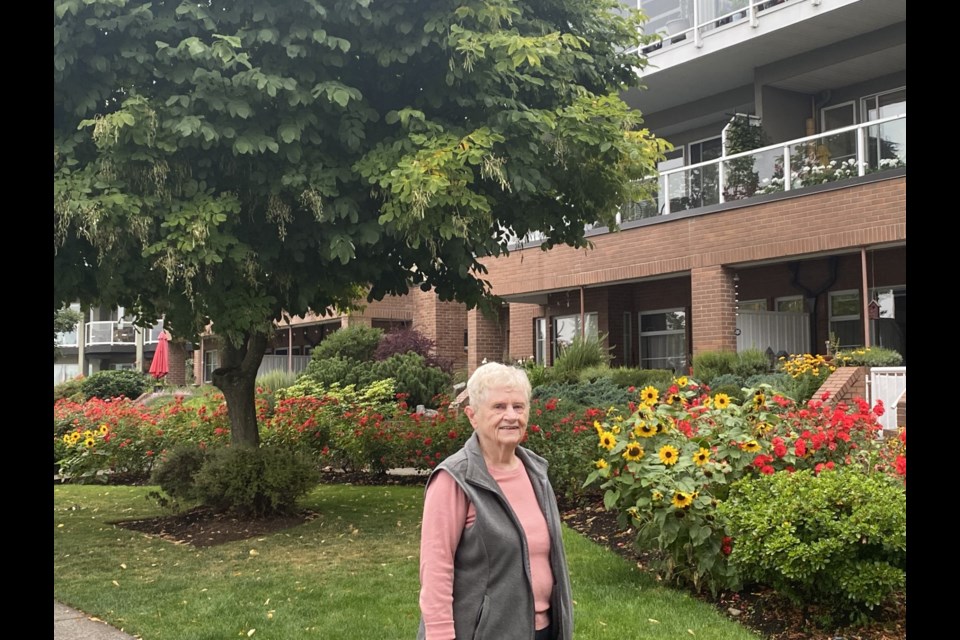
[417,433,573,640]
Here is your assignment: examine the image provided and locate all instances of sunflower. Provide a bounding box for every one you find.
[658,444,680,465]
[752,391,766,409]
[83,437,96,448]
[632,421,657,438]
[675,376,688,387]
[692,447,711,466]
[598,431,617,450]
[594,458,608,470]
[713,393,731,410]
[742,440,761,452]
[754,422,773,436]
[651,490,664,502]
[98,423,109,435]
[593,420,604,435]
[671,491,694,509]
[622,443,645,462]
[640,386,660,406]
[666,393,684,406]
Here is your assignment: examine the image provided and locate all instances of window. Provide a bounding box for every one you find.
[203,350,219,384]
[661,149,685,214]
[639,309,686,372]
[553,313,598,361]
[868,286,906,358]
[820,101,856,164]
[828,290,862,350]
[775,296,806,313]
[534,318,547,365]
[688,136,723,208]
[738,299,767,312]
[862,87,906,170]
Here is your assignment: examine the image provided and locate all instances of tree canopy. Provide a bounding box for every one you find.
[54,0,669,445]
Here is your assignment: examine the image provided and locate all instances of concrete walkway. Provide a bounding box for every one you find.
[54,601,138,640]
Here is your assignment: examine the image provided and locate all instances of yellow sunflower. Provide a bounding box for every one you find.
[598,431,617,451]
[83,437,96,448]
[754,422,773,436]
[651,490,664,502]
[752,391,766,409]
[98,423,109,435]
[693,447,711,466]
[633,421,657,438]
[713,393,731,410]
[658,444,680,465]
[672,491,694,509]
[594,458,608,470]
[593,420,604,435]
[640,386,659,406]
[742,440,761,452]
[622,443,645,462]
[675,376,688,387]
[666,393,684,405]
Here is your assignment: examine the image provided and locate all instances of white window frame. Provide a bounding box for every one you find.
[828,289,862,350]
[552,312,599,361]
[738,299,767,312]
[534,318,547,365]
[638,308,687,372]
[775,296,806,313]
[203,349,219,384]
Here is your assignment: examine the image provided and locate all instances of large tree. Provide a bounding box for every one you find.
[54,0,668,447]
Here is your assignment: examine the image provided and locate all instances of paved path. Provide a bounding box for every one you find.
[54,601,137,640]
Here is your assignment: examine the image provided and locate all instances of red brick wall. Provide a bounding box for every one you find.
[691,266,738,355]
[467,307,507,371]
[818,366,868,406]
[412,289,468,374]
[478,177,905,296]
[507,303,542,363]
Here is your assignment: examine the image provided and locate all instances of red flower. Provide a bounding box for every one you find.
[721,536,733,556]
[894,454,906,477]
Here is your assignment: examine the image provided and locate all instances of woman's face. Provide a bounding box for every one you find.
[466,384,529,453]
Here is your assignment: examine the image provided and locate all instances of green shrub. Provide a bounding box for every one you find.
[371,352,451,408]
[150,444,209,505]
[710,383,745,404]
[549,334,612,383]
[606,367,667,390]
[303,355,372,389]
[708,373,744,392]
[835,346,904,367]
[309,325,382,362]
[532,378,631,408]
[256,370,299,393]
[733,348,772,378]
[83,370,152,400]
[743,372,793,394]
[192,445,320,517]
[54,376,86,402]
[577,365,613,383]
[692,350,738,385]
[718,468,906,622]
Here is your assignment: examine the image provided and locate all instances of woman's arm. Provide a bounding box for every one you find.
[418,470,470,640]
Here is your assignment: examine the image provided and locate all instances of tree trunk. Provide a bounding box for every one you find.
[211,331,269,448]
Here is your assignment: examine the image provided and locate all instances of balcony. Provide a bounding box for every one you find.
[510,112,904,248]
[620,112,904,222]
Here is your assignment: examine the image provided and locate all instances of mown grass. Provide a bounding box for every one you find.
[54,484,760,640]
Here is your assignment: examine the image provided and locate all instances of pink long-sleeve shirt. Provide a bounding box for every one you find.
[419,465,554,640]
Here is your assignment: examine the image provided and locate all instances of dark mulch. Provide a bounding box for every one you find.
[109,471,906,640]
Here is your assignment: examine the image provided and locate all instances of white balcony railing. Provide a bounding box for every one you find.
[634,0,799,55]
[619,112,905,222]
[510,113,904,247]
[85,321,137,346]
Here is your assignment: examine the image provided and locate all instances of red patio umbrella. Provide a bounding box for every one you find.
[149,332,170,380]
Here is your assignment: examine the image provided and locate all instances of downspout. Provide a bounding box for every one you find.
[861,248,871,348]
[579,287,585,338]
[788,257,839,354]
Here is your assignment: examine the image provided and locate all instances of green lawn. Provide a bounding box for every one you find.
[54,484,760,640]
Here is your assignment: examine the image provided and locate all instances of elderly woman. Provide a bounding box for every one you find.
[417,362,573,640]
